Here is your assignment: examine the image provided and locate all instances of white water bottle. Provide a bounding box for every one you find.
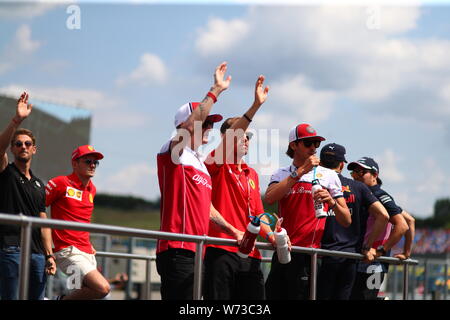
[237,216,261,258]
[312,179,327,219]
[275,227,291,264]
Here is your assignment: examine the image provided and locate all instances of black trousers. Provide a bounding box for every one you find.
[265,252,311,300]
[350,271,386,300]
[317,257,357,300]
[203,247,265,300]
[156,248,197,300]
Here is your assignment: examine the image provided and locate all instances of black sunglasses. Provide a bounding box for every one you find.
[14,140,33,148]
[301,139,321,148]
[80,159,100,167]
[351,168,371,176]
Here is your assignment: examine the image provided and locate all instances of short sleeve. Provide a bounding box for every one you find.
[327,171,343,198]
[269,168,284,185]
[378,192,402,217]
[45,177,64,207]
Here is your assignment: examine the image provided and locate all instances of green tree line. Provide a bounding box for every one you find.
[95,193,450,229]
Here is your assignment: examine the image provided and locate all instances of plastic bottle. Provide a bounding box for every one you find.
[275,226,291,264]
[237,216,261,258]
[312,179,327,219]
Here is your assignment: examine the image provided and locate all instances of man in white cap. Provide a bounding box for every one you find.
[45,144,109,300]
[156,62,241,300]
[264,124,351,299]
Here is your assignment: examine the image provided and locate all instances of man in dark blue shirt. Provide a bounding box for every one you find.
[347,157,414,300]
[317,143,389,300]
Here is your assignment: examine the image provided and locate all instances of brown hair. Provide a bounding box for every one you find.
[11,128,36,147]
[220,117,240,134]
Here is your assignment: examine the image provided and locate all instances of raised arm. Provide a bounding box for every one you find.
[0,92,33,172]
[214,75,269,165]
[170,62,231,154]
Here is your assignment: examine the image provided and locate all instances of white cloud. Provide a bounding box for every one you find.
[0,25,41,74]
[269,75,336,123]
[116,53,168,87]
[196,17,249,56]
[96,162,159,199]
[193,6,450,128]
[375,148,405,183]
[0,84,150,129]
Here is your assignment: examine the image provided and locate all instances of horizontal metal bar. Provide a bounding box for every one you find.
[0,212,419,266]
[95,251,155,261]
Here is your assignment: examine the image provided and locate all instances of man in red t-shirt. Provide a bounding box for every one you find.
[156,62,240,300]
[203,75,275,300]
[264,124,351,299]
[46,145,110,300]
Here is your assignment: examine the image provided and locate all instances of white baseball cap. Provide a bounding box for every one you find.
[174,102,223,128]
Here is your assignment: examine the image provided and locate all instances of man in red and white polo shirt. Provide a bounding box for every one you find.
[264,123,351,299]
[156,62,240,300]
[45,145,110,300]
[203,75,275,300]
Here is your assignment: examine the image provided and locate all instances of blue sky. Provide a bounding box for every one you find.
[1,1,450,218]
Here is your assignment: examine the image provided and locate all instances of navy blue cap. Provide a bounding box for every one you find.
[347,157,379,172]
[347,157,382,185]
[320,143,347,163]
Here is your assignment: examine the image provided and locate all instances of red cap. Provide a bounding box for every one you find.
[71,145,104,161]
[288,123,325,143]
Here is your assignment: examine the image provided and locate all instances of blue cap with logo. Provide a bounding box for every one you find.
[320,143,347,163]
[347,157,382,185]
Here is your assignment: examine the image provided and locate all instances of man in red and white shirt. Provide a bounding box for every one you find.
[264,123,351,299]
[203,75,274,300]
[156,62,239,300]
[46,145,110,300]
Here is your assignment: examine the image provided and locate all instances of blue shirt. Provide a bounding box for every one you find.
[321,174,378,255]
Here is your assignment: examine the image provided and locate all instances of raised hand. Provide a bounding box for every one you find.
[254,75,269,106]
[213,61,232,93]
[16,91,33,121]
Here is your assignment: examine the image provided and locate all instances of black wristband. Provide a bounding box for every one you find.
[46,254,55,260]
[243,114,252,122]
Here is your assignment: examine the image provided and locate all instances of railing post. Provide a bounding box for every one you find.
[143,258,151,300]
[403,263,409,300]
[18,216,32,300]
[411,264,416,300]
[125,237,136,300]
[423,260,428,300]
[193,240,204,300]
[392,265,398,300]
[309,252,318,300]
[444,263,448,301]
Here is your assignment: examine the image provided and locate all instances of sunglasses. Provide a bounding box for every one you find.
[80,159,100,167]
[14,140,33,148]
[301,139,321,148]
[351,168,371,176]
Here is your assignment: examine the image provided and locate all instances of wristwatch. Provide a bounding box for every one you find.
[361,245,371,252]
[376,245,386,256]
[290,170,299,180]
[45,254,55,260]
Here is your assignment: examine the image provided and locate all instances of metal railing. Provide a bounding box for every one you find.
[0,212,419,300]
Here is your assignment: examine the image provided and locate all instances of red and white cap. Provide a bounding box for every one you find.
[174,102,223,128]
[288,123,326,143]
[72,145,104,161]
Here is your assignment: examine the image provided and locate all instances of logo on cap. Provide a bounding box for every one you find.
[306,126,316,134]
